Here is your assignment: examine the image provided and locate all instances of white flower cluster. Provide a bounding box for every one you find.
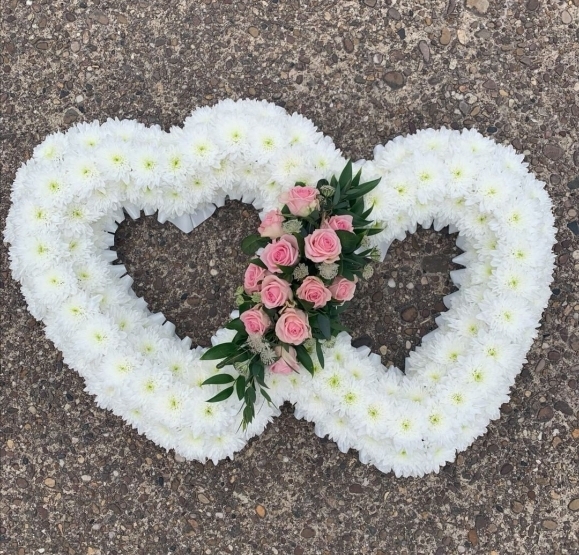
[4,100,556,477]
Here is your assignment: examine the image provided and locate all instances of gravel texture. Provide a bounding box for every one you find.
[1,1,579,554]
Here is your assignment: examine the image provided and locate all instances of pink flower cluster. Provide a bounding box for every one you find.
[238,184,361,375]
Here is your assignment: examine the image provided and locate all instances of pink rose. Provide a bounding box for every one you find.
[296,276,331,309]
[275,308,312,345]
[269,346,299,375]
[260,234,299,273]
[280,186,319,217]
[304,228,342,264]
[258,209,285,239]
[328,276,357,302]
[243,263,268,294]
[261,275,293,309]
[240,306,271,336]
[322,215,354,233]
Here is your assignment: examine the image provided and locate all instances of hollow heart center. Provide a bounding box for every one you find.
[114,200,261,348]
[115,203,459,369]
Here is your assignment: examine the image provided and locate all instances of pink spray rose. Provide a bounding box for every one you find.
[304,228,342,264]
[258,209,285,239]
[260,275,293,309]
[275,308,312,345]
[322,214,354,233]
[269,345,299,375]
[328,276,357,302]
[243,263,268,294]
[240,306,271,336]
[260,234,299,273]
[280,186,319,217]
[296,276,332,309]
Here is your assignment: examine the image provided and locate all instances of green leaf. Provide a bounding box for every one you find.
[281,205,291,216]
[315,340,324,369]
[216,349,252,369]
[276,263,295,275]
[202,374,235,386]
[241,234,270,255]
[293,232,305,257]
[249,257,267,269]
[245,387,256,404]
[335,230,361,254]
[243,404,254,425]
[330,320,349,332]
[338,161,352,189]
[236,376,246,400]
[260,388,272,403]
[206,386,234,403]
[317,313,331,340]
[200,342,238,361]
[295,344,314,374]
[346,178,381,200]
[365,227,384,237]
[225,318,245,332]
[350,197,365,215]
[332,181,341,205]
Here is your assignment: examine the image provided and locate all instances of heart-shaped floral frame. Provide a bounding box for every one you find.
[4,100,556,477]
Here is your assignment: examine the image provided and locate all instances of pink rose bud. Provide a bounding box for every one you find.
[275,307,312,345]
[304,228,342,264]
[243,263,268,294]
[258,209,285,239]
[328,276,357,302]
[260,234,300,273]
[296,276,332,309]
[261,275,293,309]
[240,306,271,336]
[280,186,319,217]
[322,215,354,233]
[269,345,299,375]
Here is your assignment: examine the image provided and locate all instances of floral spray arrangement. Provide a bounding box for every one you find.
[201,162,383,428]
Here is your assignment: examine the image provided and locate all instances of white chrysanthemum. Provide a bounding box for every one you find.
[478,294,535,339]
[101,353,140,386]
[95,141,132,183]
[130,146,163,187]
[11,233,61,276]
[162,146,192,180]
[249,125,285,161]
[77,315,119,360]
[33,132,69,162]
[386,402,426,446]
[150,386,191,427]
[215,117,250,155]
[490,200,535,235]
[53,292,100,329]
[203,432,248,465]
[286,113,320,146]
[129,368,172,404]
[352,396,390,437]
[424,404,457,444]
[102,118,147,143]
[68,157,104,193]
[31,266,77,306]
[491,263,539,298]
[470,172,511,212]
[132,327,169,361]
[404,154,446,203]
